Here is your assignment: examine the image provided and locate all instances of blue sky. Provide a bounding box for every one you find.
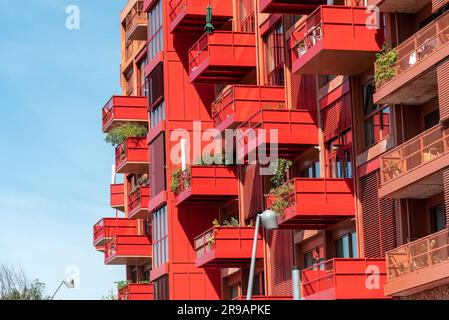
[0,0,128,299]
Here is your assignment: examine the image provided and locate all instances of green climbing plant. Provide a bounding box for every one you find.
[115,280,129,291]
[268,182,295,217]
[374,44,398,85]
[105,123,148,147]
[270,158,293,189]
[170,167,191,193]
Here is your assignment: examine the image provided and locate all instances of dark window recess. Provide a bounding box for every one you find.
[424,109,440,130]
[264,23,284,86]
[230,284,239,300]
[430,204,446,233]
[363,82,390,147]
[154,275,169,300]
[148,63,164,108]
[335,231,358,258]
[300,162,320,178]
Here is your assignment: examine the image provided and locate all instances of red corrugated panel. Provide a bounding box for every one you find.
[437,57,449,122]
[240,164,264,221]
[443,167,449,226]
[433,0,449,12]
[291,74,317,111]
[360,170,397,258]
[268,230,293,295]
[321,92,351,142]
[150,133,166,198]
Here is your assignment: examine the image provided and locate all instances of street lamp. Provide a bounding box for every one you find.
[246,210,278,300]
[50,278,75,300]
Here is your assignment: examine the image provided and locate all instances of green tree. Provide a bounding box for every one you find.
[0,264,49,300]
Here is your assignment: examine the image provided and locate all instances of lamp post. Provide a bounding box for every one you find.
[50,278,75,300]
[246,210,278,300]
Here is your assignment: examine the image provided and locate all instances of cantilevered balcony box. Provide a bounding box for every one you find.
[188,31,257,83]
[173,166,238,206]
[125,1,147,41]
[290,5,384,75]
[194,227,262,268]
[379,124,449,199]
[115,138,149,174]
[385,229,449,297]
[237,109,318,160]
[102,96,148,133]
[110,183,125,212]
[260,0,325,14]
[212,85,286,132]
[128,186,150,219]
[168,0,232,33]
[93,218,138,249]
[118,283,154,300]
[104,235,152,265]
[302,258,389,300]
[368,0,432,14]
[373,11,449,105]
[268,178,355,229]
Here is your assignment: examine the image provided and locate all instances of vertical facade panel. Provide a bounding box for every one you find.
[443,167,449,227]
[267,230,293,295]
[240,164,264,221]
[291,74,317,111]
[433,0,449,12]
[321,92,352,142]
[150,133,166,198]
[437,57,449,122]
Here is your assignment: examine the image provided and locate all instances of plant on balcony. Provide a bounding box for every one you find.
[170,167,191,193]
[105,123,148,147]
[206,218,241,248]
[374,44,398,85]
[268,182,295,217]
[115,280,129,291]
[195,149,234,166]
[270,158,293,188]
[294,39,307,57]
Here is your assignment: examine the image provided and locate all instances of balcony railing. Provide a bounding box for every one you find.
[211,85,285,131]
[101,96,148,133]
[386,229,449,282]
[93,218,137,247]
[128,186,150,219]
[125,1,147,41]
[194,226,262,267]
[302,258,388,300]
[115,138,149,174]
[376,10,449,89]
[380,124,449,185]
[104,235,152,265]
[118,283,154,300]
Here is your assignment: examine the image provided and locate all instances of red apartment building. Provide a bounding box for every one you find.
[93,0,449,300]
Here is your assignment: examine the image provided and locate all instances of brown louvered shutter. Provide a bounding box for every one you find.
[432,0,449,12]
[291,74,317,111]
[240,164,263,221]
[437,57,449,122]
[443,167,449,226]
[150,133,166,198]
[321,92,352,142]
[267,230,293,295]
[360,170,397,258]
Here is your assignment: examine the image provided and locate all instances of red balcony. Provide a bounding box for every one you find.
[188,31,257,83]
[379,124,449,199]
[118,283,154,300]
[102,96,148,133]
[267,178,355,229]
[385,229,449,297]
[212,85,286,132]
[233,295,292,300]
[173,166,238,206]
[291,5,384,75]
[260,0,325,14]
[302,258,389,300]
[237,109,318,159]
[168,0,233,33]
[104,235,152,265]
[368,0,432,14]
[128,186,150,219]
[110,184,125,212]
[125,1,147,41]
[93,218,138,248]
[194,227,262,268]
[115,138,149,174]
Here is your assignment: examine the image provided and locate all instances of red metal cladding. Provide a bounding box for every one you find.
[115,138,150,174]
[173,166,239,206]
[236,109,318,161]
[110,184,125,212]
[102,96,148,133]
[433,0,449,12]
[301,258,390,300]
[267,178,355,230]
[212,85,285,132]
[194,227,263,268]
[93,218,138,248]
[128,186,151,219]
[188,31,257,83]
[368,0,432,13]
[104,235,152,265]
[291,5,384,75]
[260,0,326,14]
[437,57,449,122]
[233,295,292,300]
[168,0,233,34]
[118,283,154,300]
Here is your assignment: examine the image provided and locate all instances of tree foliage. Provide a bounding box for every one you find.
[105,123,148,147]
[0,264,49,300]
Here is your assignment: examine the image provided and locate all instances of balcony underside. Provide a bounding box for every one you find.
[127,24,147,41]
[196,255,257,268]
[190,65,255,84]
[174,192,237,207]
[369,0,432,14]
[128,206,150,219]
[116,162,149,175]
[278,212,352,230]
[171,14,230,33]
[293,44,379,75]
[105,119,148,134]
[379,153,449,199]
[260,0,325,14]
[385,259,449,297]
[105,255,151,266]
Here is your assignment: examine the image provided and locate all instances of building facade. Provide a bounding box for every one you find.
[93,0,449,300]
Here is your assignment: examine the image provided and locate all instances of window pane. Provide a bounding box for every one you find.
[351,232,358,258]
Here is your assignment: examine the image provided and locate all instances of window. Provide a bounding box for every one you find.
[303,246,324,269]
[230,284,240,300]
[238,0,255,32]
[264,23,284,86]
[137,58,147,96]
[363,82,390,147]
[150,100,166,129]
[154,275,169,300]
[300,162,320,178]
[335,232,358,258]
[153,205,169,268]
[327,134,353,179]
[125,68,134,96]
[430,204,446,234]
[424,109,440,130]
[252,272,265,296]
[147,0,163,62]
[148,63,164,108]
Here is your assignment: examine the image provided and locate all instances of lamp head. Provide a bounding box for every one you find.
[259,210,278,230]
[64,278,75,289]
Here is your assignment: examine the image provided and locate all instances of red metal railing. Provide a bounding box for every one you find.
[93,219,106,243]
[115,143,127,169]
[128,186,143,212]
[239,12,255,33]
[386,229,449,282]
[102,97,115,129]
[376,10,449,88]
[380,123,449,185]
[168,0,186,22]
[125,1,146,38]
[104,237,118,261]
